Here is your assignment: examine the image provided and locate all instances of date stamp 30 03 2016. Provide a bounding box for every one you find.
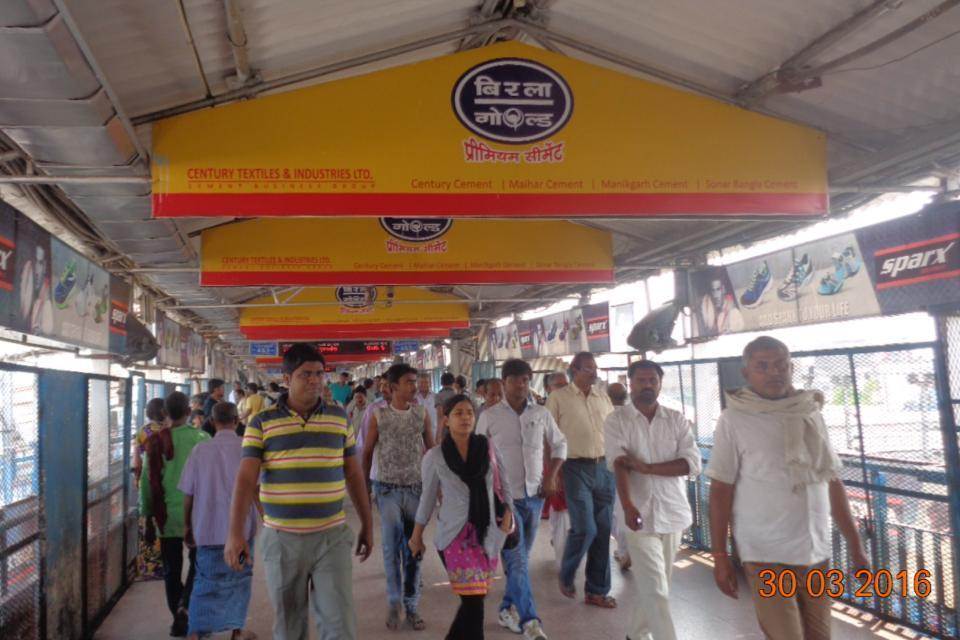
[755,568,933,600]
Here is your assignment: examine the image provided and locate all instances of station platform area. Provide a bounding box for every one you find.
[94,507,931,640]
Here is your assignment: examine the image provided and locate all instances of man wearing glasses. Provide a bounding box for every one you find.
[545,352,617,608]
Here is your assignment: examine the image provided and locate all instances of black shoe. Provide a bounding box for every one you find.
[170,610,188,637]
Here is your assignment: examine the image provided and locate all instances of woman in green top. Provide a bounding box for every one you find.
[133,398,167,580]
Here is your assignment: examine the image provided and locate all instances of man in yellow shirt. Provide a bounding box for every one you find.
[238,382,265,424]
[545,352,616,608]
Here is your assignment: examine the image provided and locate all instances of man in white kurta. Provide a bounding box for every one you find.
[604,360,701,640]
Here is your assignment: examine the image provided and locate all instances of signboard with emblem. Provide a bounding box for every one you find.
[199,217,612,286]
[240,286,469,341]
[153,41,826,219]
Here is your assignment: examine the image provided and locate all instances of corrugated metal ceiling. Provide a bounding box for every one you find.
[1,0,959,351]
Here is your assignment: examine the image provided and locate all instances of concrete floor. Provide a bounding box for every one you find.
[95,507,932,640]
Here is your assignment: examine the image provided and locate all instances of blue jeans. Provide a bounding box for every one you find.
[561,459,615,596]
[501,496,544,625]
[373,481,423,612]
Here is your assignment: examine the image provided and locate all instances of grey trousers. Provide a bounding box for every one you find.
[260,525,356,640]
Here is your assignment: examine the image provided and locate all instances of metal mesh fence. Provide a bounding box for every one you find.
[664,343,958,638]
[85,377,129,627]
[0,370,40,640]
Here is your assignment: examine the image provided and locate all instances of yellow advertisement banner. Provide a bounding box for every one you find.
[201,217,613,286]
[152,42,827,219]
[239,286,469,341]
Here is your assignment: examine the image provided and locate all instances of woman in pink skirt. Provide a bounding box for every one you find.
[410,394,514,640]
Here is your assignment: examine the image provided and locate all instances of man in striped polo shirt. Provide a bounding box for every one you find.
[225,343,373,640]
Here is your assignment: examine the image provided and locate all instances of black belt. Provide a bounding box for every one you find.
[569,456,605,464]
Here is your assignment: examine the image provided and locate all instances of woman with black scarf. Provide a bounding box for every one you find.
[410,394,514,640]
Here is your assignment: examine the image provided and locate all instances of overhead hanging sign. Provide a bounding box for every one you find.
[0,201,132,355]
[685,201,960,339]
[200,217,613,286]
[255,340,393,365]
[152,41,827,219]
[239,286,470,340]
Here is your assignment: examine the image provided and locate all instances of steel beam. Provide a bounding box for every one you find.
[132,20,514,124]
[738,0,960,104]
[49,0,152,165]
[0,175,150,184]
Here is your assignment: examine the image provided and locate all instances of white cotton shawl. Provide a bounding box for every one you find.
[724,387,841,491]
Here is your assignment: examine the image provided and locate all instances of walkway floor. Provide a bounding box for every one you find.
[96,507,932,640]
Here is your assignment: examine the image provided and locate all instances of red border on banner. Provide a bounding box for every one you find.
[875,268,960,290]
[201,269,615,286]
[874,232,960,256]
[153,192,827,218]
[241,323,464,340]
[256,353,387,364]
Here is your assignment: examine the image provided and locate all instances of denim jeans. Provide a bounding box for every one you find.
[560,459,615,596]
[500,496,544,625]
[373,481,423,612]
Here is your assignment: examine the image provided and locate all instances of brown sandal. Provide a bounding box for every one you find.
[584,593,617,608]
[559,579,576,599]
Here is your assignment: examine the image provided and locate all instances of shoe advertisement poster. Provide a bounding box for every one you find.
[489,322,522,361]
[48,237,112,351]
[9,210,53,337]
[156,311,181,368]
[539,307,589,356]
[689,266,745,338]
[688,231,883,339]
[1,203,133,354]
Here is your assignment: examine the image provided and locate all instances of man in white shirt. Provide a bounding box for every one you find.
[414,373,437,439]
[605,360,701,640]
[706,336,869,640]
[477,359,567,640]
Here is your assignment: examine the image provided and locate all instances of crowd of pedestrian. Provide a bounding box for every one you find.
[131,336,867,640]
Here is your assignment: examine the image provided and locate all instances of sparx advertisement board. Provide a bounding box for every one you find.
[685,201,960,339]
[153,42,826,219]
[200,217,613,286]
[0,201,131,354]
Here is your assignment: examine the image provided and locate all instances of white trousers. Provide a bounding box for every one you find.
[625,530,682,640]
[548,508,569,572]
[612,501,630,559]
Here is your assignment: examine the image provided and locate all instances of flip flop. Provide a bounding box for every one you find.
[386,607,401,630]
[406,612,426,631]
[559,579,576,599]
[585,593,617,608]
